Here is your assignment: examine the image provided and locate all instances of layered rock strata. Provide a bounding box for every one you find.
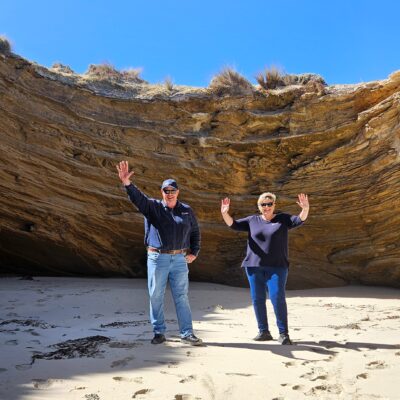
[1,53,399,288]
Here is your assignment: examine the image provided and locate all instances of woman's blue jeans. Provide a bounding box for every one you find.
[147,252,193,337]
[245,266,289,335]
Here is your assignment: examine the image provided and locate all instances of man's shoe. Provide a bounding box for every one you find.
[253,331,273,341]
[181,334,203,346]
[151,334,166,344]
[278,333,293,345]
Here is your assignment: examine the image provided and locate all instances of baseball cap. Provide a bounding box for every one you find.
[161,178,178,190]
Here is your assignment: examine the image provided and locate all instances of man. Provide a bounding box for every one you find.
[116,161,202,345]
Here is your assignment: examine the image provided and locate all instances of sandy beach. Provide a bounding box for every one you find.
[0,277,399,400]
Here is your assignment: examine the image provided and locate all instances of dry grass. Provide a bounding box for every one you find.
[164,76,174,91]
[256,66,286,89]
[85,63,146,84]
[121,67,145,83]
[86,63,122,81]
[0,35,12,54]
[209,67,253,96]
[257,66,327,92]
[256,66,326,91]
[283,73,326,86]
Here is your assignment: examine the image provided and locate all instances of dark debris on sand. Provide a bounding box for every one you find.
[0,319,56,329]
[32,335,111,363]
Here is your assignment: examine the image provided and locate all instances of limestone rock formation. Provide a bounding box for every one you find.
[1,52,399,288]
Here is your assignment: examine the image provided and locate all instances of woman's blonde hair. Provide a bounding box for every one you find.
[257,192,276,205]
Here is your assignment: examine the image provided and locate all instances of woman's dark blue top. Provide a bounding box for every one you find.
[230,213,303,268]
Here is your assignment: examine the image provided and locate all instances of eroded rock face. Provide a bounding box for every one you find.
[1,53,399,288]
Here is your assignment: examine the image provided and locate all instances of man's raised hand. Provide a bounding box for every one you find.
[116,161,134,186]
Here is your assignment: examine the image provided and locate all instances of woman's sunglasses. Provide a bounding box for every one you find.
[260,202,274,207]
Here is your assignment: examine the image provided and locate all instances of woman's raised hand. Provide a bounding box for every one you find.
[116,161,134,186]
[221,198,231,215]
[296,193,309,210]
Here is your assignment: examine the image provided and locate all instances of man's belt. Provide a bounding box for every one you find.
[147,247,187,255]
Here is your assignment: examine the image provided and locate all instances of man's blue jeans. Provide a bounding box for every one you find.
[147,252,193,337]
[245,266,289,335]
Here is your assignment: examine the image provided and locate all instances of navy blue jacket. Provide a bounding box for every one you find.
[125,184,201,256]
[230,213,303,268]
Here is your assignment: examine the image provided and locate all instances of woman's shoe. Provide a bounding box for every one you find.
[278,333,293,345]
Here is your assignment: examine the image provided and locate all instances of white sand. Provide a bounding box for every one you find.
[0,277,399,400]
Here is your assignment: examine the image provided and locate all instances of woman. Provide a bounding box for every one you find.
[221,192,309,345]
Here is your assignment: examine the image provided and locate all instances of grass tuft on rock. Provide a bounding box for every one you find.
[257,65,326,90]
[85,63,146,84]
[0,35,12,54]
[209,67,254,96]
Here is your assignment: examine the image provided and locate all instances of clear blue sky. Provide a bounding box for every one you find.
[1,0,399,86]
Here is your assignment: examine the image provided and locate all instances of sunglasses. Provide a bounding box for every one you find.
[260,202,274,207]
[163,188,177,194]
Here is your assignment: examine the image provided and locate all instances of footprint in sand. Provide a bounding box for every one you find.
[5,340,18,345]
[366,360,387,369]
[32,378,62,389]
[308,384,343,395]
[15,364,32,371]
[395,351,400,356]
[174,395,194,400]
[292,385,304,391]
[311,375,328,381]
[84,394,100,400]
[283,361,295,367]
[132,389,153,398]
[110,357,135,368]
[311,375,328,382]
[179,375,197,383]
[26,329,40,336]
[6,312,19,317]
[113,376,129,382]
[302,367,328,381]
[356,373,368,379]
[112,376,143,383]
[0,368,8,373]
